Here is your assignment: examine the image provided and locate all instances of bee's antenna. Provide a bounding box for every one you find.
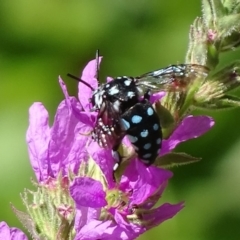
[68,50,101,90]
[95,49,100,80]
[67,73,94,91]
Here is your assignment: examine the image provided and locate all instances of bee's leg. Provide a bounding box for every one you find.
[143,89,151,100]
[112,144,122,173]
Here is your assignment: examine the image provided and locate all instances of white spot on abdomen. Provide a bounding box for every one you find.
[143,153,152,158]
[120,118,130,130]
[131,115,142,124]
[143,143,151,150]
[147,107,154,116]
[140,129,148,137]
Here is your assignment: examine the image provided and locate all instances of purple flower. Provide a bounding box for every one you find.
[23,57,214,239]
[70,162,184,239]
[0,222,28,240]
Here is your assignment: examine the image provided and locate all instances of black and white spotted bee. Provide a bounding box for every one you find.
[68,53,208,171]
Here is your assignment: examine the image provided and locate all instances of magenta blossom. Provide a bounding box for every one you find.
[0,222,27,240]
[23,58,214,239]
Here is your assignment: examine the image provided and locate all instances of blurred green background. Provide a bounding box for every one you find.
[0,0,240,239]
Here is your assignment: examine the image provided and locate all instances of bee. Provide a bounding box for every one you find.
[68,52,208,171]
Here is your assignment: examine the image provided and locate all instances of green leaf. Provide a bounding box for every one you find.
[154,152,201,168]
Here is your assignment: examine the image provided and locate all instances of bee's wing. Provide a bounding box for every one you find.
[137,64,209,92]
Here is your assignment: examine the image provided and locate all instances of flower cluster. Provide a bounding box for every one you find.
[6,58,213,240]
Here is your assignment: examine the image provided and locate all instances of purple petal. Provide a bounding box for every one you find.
[121,136,132,147]
[78,58,102,110]
[143,202,184,228]
[140,181,168,210]
[76,219,140,240]
[87,142,115,187]
[10,228,28,240]
[58,79,96,174]
[60,76,97,127]
[60,124,90,175]
[59,77,79,109]
[70,177,107,208]
[48,98,80,177]
[0,222,28,240]
[106,76,113,82]
[75,220,113,240]
[122,160,172,205]
[150,91,165,103]
[161,115,214,155]
[49,78,96,177]
[110,210,145,239]
[74,208,101,233]
[26,103,50,182]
